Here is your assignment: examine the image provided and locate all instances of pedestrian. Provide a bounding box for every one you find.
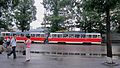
[44,32,50,44]
[6,37,11,47]
[2,37,7,48]
[0,37,4,54]
[0,45,4,54]
[24,35,31,62]
[6,37,12,54]
[7,34,17,59]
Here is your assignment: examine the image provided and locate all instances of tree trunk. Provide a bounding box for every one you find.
[106,8,112,58]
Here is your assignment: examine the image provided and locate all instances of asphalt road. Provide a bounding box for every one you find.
[0,43,120,68]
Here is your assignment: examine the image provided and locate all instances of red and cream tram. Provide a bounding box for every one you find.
[0,32,102,44]
[1,32,46,43]
[49,32,102,44]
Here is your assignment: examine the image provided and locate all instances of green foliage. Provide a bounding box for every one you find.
[12,0,19,8]
[43,0,67,32]
[110,4,120,33]
[78,10,106,33]
[0,0,16,31]
[83,0,120,58]
[0,0,36,32]
[49,16,66,32]
[83,0,120,12]
[14,0,36,32]
[43,0,120,33]
[82,0,120,33]
[0,0,9,9]
[0,0,8,30]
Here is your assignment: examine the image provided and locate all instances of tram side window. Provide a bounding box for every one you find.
[26,34,30,37]
[97,35,101,38]
[16,34,18,36]
[81,34,85,38]
[69,34,74,38]
[6,33,10,36]
[2,33,6,36]
[41,34,45,37]
[63,34,68,38]
[16,33,21,36]
[93,35,97,38]
[75,34,80,38]
[52,34,57,38]
[87,35,92,38]
[17,34,20,36]
[21,34,24,36]
[49,34,52,38]
[36,34,40,37]
[58,34,62,38]
[31,34,36,37]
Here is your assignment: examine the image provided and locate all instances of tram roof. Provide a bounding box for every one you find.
[11,31,30,34]
[50,32,101,34]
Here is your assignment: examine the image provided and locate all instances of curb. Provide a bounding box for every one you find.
[16,51,120,56]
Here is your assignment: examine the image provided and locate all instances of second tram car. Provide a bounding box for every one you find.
[49,32,102,44]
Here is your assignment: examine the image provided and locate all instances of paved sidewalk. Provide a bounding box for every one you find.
[0,52,120,68]
[16,43,120,57]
